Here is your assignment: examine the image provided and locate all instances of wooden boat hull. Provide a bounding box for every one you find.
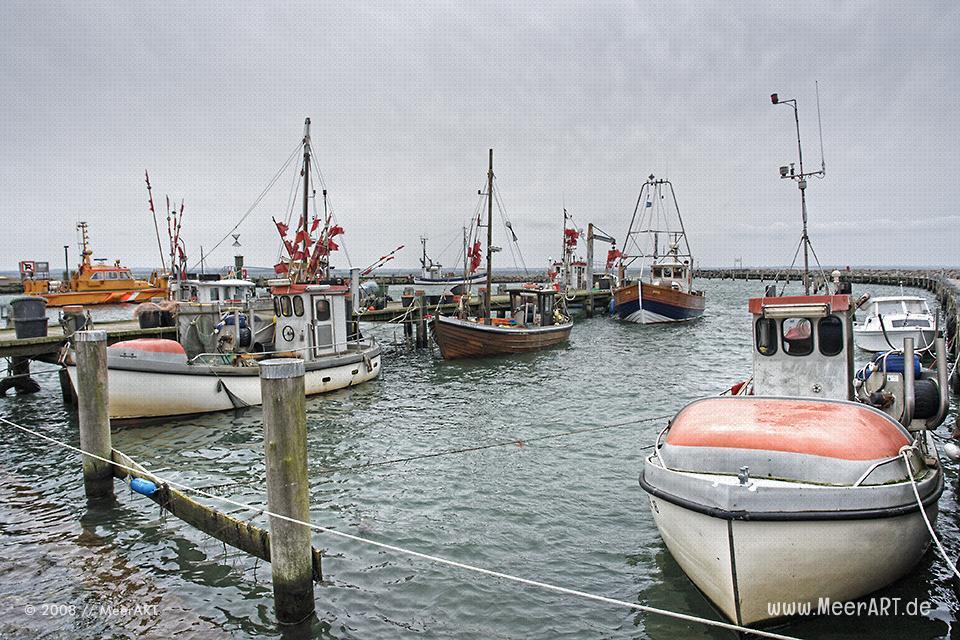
[40,287,168,307]
[613,281,705,324]
[413,272,487,286]
[66,343,381,419]
[431,315,571,359]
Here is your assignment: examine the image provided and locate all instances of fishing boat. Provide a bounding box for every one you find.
[641,293,948,625]
[413,236,487,290]
[65,118,381,419]
[548,210,589,292]
[854,294,939,352]
[431,149,572,359]
[21,222,168,307]
[612,176,705,323]
[639,92,950,625]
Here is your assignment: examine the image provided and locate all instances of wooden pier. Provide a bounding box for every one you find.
[0,319,175,360]
[356,289,612,323]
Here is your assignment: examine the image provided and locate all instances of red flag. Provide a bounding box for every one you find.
[310,217,320,233]
[283,240,295,256]
[274,262,289,274]
[564,228,580,247]
[275,220,289,237]
[328,225,345,237]
[326,238,339,252]
[606,248,622,269]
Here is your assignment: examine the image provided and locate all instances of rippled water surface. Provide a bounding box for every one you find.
[0,279,956,639]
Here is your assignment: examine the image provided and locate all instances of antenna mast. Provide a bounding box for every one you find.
[771,89,826,295]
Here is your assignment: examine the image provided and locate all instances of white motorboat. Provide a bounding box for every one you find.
[640,94,951,626]
[854,295,938,352]
[640,293,950,625]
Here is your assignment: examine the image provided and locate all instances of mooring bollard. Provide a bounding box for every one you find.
[260,358,315,625]
[75,330,114,500]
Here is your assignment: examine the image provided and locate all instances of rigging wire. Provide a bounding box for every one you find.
[492,179,529,276]
[191,139,304,271]
[309,154,352,269]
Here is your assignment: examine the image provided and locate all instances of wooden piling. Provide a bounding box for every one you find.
[75,330,113,500]
[260,358,314,625]
[415,296,428,348]
[585,223,594,318]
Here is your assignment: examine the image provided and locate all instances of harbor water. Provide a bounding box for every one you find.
[0,279,956,639]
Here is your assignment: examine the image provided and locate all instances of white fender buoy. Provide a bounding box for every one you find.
[944,441,960,462]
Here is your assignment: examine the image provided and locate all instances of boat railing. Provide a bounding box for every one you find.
[653,421,672,468]
[187,335,377,365]
[851,452,912,487]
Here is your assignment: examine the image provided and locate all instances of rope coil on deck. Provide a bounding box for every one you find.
[0,415,802,640]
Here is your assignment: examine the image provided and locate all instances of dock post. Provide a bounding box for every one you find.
[75,330,114,500]
[415,296,428,348]
[586,223,594,318]
[260,358,314,625]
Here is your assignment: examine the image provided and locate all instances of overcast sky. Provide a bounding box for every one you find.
[2,1,958,274]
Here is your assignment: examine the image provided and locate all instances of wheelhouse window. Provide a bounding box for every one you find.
[293,295,304,317]
[781,318,813,356]
[755,318,778,356]
[662,268,673,278]
[273,297,282,317]
[903,300,927,314]
[210,288,219,301]
[315,299,330,321]
[818,315,843,356]
[280,295,292,317]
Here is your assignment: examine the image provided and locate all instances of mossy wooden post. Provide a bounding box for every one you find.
[260,358,314,624]
[75,330,113,500]
[415,296,428,348]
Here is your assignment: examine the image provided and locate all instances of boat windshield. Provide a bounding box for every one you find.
[903,300,928,315]
[874,301,904,316]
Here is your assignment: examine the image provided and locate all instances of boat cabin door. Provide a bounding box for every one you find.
[309,292,347,358]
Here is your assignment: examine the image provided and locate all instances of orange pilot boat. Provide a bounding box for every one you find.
[21,222,168,307]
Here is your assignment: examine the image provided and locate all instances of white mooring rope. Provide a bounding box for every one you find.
[0,415,801,640]
[900,448,960,580]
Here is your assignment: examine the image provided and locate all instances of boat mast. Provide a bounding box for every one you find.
[484,148,494,324]
[462,226,468,285]
[772,92,825,295]
[299,117,312,284]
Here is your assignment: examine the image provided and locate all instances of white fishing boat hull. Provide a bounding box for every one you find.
[641,397,944,626]
[67,346,381,420]
[412,272,487,287]
[648,495,937,625]
[853,326,938,353]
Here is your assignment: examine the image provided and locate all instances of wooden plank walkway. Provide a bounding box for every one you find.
[0,320,176,359]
